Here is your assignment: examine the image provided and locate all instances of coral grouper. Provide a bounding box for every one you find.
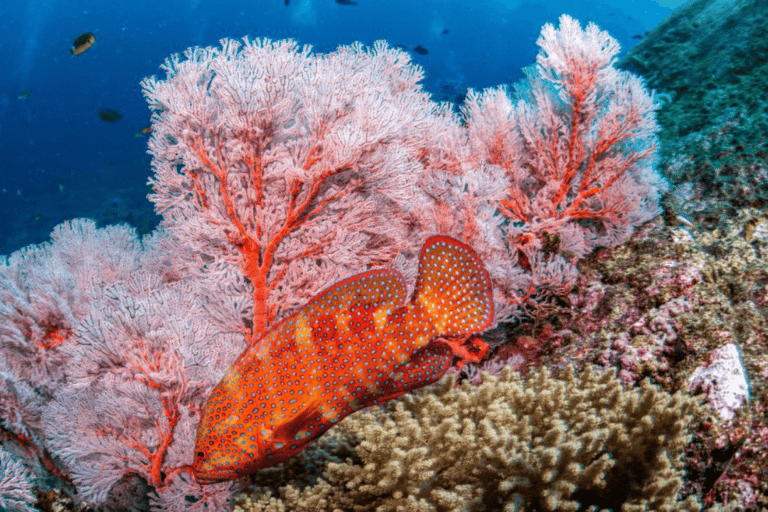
[193,236,494,483]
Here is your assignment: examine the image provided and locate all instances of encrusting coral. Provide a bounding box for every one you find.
[235,366,706,512]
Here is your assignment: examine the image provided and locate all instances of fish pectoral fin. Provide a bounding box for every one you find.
[372,341,455,404]
[271,396,325,445]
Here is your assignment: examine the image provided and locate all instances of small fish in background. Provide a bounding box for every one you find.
[192,236,494,483]
[98,108,122,122]
[441,28,449,35]
[70,32,96,55]
[335,0,358,5]
[436,77,468,106]
[284,0,289,5]
[413,44,429,55]
[134,126,152,138]
[18,90,31,99]
[632,31,649,40]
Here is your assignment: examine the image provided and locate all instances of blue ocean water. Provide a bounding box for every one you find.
[0,0,676,255]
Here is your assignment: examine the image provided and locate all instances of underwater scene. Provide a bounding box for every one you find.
[2,0,768,510]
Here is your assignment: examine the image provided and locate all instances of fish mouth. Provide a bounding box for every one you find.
[192,464,235,485]
[191,461,214,484]
[191,429,265,484]
[195,475,223,485]
[191,453,231,484]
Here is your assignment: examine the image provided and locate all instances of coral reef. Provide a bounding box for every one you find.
[611,2,768,504]
[468,209,768,508]
[235,367,705,512]
[0,446,36,512]
[620,0,768,141]
[0,13,717,512]
[620,0,768,229]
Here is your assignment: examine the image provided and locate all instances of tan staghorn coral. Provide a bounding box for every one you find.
[235,366,710,512]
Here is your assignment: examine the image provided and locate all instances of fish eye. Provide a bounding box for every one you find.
[197,451,205,458]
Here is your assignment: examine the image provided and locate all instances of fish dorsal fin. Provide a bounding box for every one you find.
[412,236,494,338]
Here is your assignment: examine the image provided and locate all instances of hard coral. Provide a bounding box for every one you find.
[513,208,768,508]
[236,366,704,512]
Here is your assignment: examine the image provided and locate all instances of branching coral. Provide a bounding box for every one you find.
[236,366,706,512]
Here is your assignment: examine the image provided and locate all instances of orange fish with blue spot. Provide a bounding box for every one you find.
[192,235,494,483]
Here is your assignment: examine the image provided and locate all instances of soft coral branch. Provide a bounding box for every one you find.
[144,38,438,337]
[465,15,664,262]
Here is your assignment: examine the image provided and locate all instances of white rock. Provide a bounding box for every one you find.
[688,343,749,421]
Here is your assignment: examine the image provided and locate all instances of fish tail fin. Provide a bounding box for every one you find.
[412,235,494,338]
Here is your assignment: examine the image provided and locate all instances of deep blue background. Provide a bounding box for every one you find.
[0,0,678,254]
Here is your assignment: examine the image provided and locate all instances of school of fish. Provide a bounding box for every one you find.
[192,235,494,483]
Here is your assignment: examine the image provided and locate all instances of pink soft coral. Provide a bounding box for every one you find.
[461,15,666,266]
